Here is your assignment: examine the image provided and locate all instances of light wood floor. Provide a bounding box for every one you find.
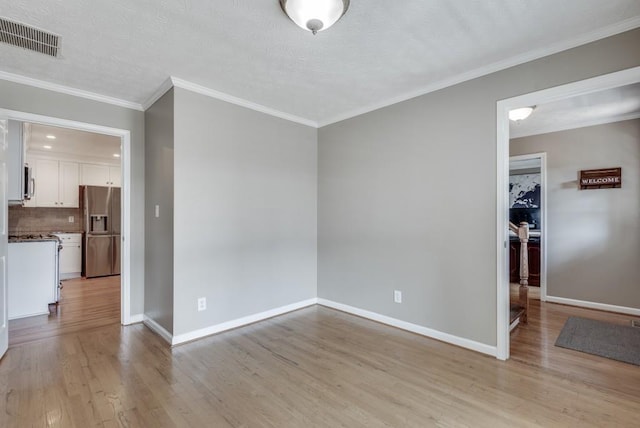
[2,288,640,427]
[8,275,121,347]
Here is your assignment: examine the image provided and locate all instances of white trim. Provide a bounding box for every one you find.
[509,152,548,302]
[511,112,640,139]
[496,66,640,361]
[141,77,174,110]
[126,314,144,324]
[171,298,318,346]
[27,150,120,166]
[0,71,144,111]
[317,299,497,357]
[0,108,134,326]
[318,17,640,127]
[496,100,511,361]
[121,127,132,325]
[170,77,318,128]
[546,295,640,317]
[143,315,173,344]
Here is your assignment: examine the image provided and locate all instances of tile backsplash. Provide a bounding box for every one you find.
[9,206,83,234]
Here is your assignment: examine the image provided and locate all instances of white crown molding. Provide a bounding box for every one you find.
[317,299,497,357]
[317,16,640,127]
[172,298,318,346]
[141,77,174,110]
[170,77,319,128]
[510,111,640,139]
[0,70,144,111]
[545,295,640,316]
[27,150,120,166]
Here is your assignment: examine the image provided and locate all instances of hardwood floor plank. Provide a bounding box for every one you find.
[9,275,121,347]
[2,286,640,427]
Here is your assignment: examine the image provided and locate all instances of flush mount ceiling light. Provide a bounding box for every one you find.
[113,153,120,158]
[280,0,350,35]
[46,134,56,139]
[509,106,536,122]
[43,145,52,149]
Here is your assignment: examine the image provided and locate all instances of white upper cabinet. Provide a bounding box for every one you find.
[81,163,120,187]
[59,162,80,207]
[109,166,121,187]
[7,120,26,203]
[33,159,79,208]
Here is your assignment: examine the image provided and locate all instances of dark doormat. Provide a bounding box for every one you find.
[555,316,640,366]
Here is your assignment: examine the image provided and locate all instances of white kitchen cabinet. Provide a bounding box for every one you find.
[8,241,58,320]
[53,233,82,279]
[109,166,121,187]
[59,162,80,207]
[81,163,120,187]
[7,120,26,203]
[34,159,79,208]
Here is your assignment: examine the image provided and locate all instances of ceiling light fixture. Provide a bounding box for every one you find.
[509,106,536,122]
[43,145,52,149]
[113,153,121,158]
[280,0,350,35]
[46,134,56,139]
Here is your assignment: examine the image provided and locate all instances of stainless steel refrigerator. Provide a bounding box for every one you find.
[82,186,121,278]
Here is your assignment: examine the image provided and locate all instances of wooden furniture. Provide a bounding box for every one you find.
[509,221,530,324]
[510,239,540,286]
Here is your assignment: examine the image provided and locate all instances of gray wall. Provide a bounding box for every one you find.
[318,29,640,346]
[0,79,145,317]
[144,89,175,333]
[511,119,640,308]
[172,88,317,336]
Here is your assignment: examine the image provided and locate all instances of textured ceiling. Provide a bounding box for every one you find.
[1,1,640,126]
[510,83,640,138]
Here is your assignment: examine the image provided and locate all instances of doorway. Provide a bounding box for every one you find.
[508,153,547,303]
[0,108,132,345]
[495,65,640,360]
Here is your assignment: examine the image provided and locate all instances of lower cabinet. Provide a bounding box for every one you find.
[509,240,540,286]
[53,233,82,279]
[8,241,58,319]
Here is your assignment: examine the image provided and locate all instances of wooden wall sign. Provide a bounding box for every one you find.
[579,167,622,190]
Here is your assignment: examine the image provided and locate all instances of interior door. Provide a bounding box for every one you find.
[0,119,9,359]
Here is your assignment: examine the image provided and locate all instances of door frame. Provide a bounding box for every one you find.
[495,65,640,360]
[0,108,133,325]
[509,152,548,302]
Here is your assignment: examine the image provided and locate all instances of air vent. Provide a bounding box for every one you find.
[0,17,60,57]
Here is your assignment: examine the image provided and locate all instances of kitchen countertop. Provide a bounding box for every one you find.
[9,233,62,244]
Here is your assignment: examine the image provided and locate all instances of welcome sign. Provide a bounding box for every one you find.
[579,167,622,190]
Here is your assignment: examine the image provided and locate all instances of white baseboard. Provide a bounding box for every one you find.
[60,272,81,280]
[171,298,319,346]
[545,295,640,316]
[143,315,173,344]
[126,314,144,324]
[317,299,497,357]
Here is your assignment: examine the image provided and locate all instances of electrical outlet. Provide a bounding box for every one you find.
[155,205,160,218]
[68,216,74,223]
[197,297,206,311]
[394,290,402,303]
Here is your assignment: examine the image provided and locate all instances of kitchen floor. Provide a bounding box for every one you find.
[8,275,121,347]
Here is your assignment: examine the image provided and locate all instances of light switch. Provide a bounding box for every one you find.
[68,216,74,223]
[155,205,160,218]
